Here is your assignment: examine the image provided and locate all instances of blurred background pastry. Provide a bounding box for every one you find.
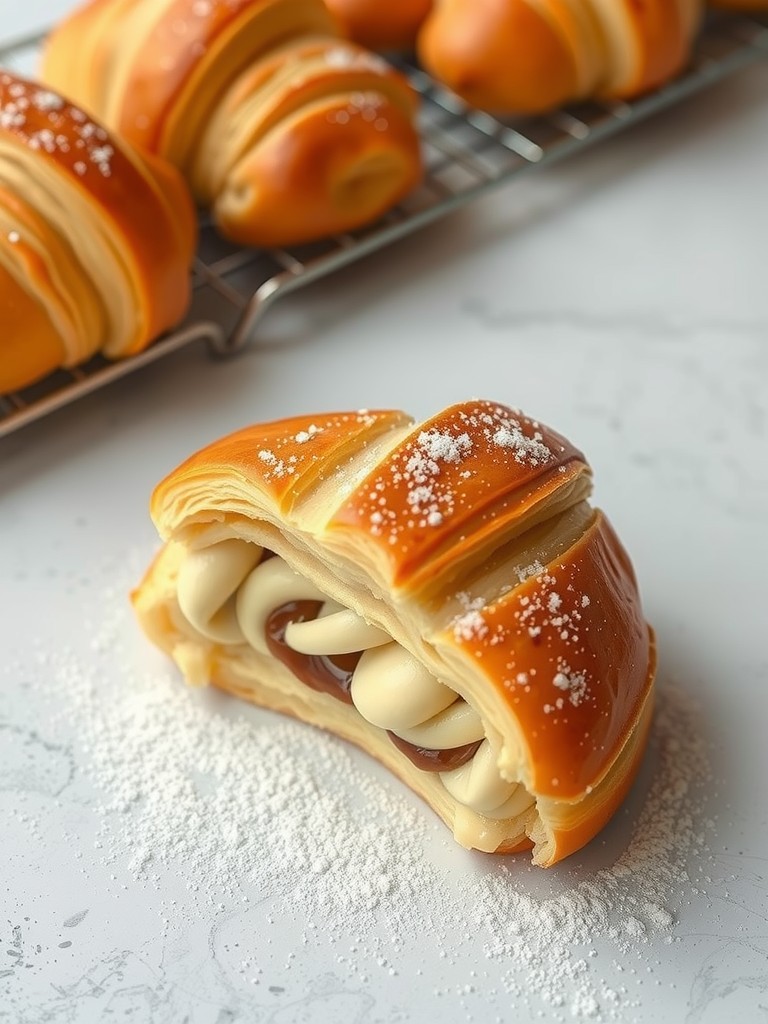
[0,72,195,392]
[43,0,424,248]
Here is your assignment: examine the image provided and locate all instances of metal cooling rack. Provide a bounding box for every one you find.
[2,12,767,438]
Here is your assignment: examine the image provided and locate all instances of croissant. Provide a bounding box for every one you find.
[42,0,422,248]
[325,0,434,50]
[417,0,704,114]
[132,400,655,867]
[0,72,194,394]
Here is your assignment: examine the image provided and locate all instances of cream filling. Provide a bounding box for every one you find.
[176,540,535,822]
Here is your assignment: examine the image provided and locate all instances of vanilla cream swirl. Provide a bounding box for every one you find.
[177,540,534,821]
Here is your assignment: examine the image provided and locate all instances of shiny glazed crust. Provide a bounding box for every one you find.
[417,0,704,114]
[0,72,194,392]
[42,0,423,247]
[133,401,656,866]
[325,0,434,49]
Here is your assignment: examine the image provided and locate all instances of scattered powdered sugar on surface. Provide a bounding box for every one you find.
[473,684,715,1020]
[64,662,430,927]
[5,564,719,1022]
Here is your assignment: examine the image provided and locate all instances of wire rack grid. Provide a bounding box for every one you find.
[1,12,767,439]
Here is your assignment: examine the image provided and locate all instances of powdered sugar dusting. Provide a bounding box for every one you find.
[417,428,473,465]
[466,404,555,468]
[453,609,488,643]
[258,448,296,479]
[31,90,64,113]
[1,74,114,177]
[253,412,377,484]
[475,684,714,1020]
[352,402,576,549]
[294,424,322,444]
[450,562,596,718]
[492,423,551,466]
[551,662,588,707]
[367,425,475,538]
[58,660,432,926]
[516,559,545,583]
[5,555,718,1022]
[515,570,590,643]
[324,45,389,75]
[327,91,389,129]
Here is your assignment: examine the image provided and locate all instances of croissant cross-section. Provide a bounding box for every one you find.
[133,401,656,866]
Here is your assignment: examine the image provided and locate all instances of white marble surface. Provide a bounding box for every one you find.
[2,6,768,1024]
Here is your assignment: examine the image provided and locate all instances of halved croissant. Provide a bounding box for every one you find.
[418,0,704,115]
[0,72,194,393]
[132,400,655,867]
[42,0,423,247]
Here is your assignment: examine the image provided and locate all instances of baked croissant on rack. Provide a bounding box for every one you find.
[42,0,423,248]
[133,400,656,866]
[323,0,704,114]
[418,0,704,114]
[0,72,194,394]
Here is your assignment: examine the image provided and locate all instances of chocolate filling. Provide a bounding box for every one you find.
[387,732,483,772]
[265,598,482,773]
[266,601,360,706]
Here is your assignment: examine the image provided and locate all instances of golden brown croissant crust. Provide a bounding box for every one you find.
[133,400,656,866]
[0,72,194,393]
[418,0,704,114]
[320,0,705,115]
[325,0,434,50]
[42,0,423,247]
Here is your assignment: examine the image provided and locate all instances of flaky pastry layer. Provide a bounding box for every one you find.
[417,0,703,114]
[0,72,194,392]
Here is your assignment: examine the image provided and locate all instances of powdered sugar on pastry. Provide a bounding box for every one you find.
[336,401,581,568]
[0,75,113,177]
